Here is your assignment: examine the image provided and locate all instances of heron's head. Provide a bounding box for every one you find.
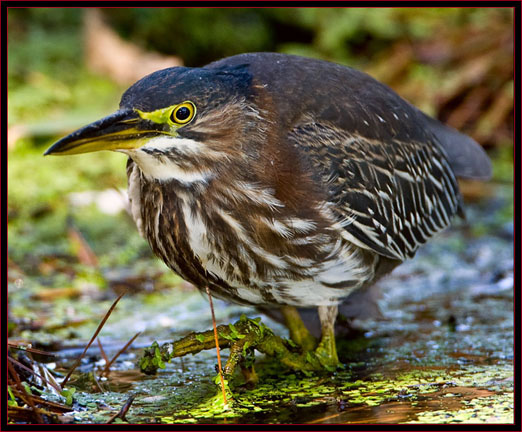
[45,65,266,184]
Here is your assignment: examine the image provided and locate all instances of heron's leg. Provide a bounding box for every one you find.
[315,305,339,368]
[280,306,317,351]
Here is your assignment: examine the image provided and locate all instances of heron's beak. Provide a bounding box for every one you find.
[44,109,165,156]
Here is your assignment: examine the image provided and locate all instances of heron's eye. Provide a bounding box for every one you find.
[170,102,195,125]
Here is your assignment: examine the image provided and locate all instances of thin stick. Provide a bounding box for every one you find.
[91,370,105,393]
[97,338,109,365]
[106,394,135,424]
[8,342,57,357]
[61,292,125,388]
[205,286,227,405]
[101,332,141,377]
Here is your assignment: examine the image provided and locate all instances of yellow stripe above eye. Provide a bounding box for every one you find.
[135,106,174,125]
[135,101,196,127]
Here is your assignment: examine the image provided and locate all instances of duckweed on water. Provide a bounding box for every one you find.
[408,393,514,424]
[57,354,513,424]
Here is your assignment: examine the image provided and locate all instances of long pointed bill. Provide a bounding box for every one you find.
[44,109,165,156]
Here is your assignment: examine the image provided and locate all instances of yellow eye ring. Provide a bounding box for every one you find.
[170,102,195,125]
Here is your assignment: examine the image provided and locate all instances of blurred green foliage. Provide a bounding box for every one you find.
[8,8,122,126]
[9,8,82,84]
[102,8,506,67]
[7,138,141,266]
[104,8,279,67]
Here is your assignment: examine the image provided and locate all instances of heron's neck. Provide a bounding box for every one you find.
[134,152,214,185]
[124,141,216,186]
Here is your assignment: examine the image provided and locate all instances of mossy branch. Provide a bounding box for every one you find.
[139,315,323,377]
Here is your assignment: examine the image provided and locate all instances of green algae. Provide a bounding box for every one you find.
[51,353,513,424]
[171,360,512,424]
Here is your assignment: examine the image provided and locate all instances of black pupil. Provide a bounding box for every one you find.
[176,106,190,121]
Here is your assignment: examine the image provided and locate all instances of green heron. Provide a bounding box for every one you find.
[45,52,491,368]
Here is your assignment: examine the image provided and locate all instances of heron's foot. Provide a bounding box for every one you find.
[138,315,336,386]
[315,304,340,370]
[314,327,340,370]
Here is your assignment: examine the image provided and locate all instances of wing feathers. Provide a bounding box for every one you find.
[289,123,462,260]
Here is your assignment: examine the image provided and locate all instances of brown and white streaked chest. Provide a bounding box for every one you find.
[126,158,378,307]
[127,159,205,285]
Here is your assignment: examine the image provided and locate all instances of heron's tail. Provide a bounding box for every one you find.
[421,111,492,180]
